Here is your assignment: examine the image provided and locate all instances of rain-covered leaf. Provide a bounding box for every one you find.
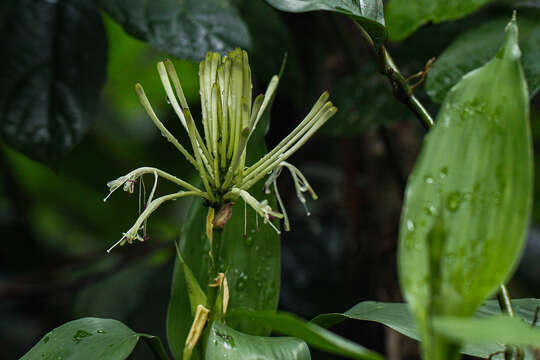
[227,309,382,360]
[426,15,540,103]
[20,318,139,360]
[204,321,310,359]
[311,299,540,359]
[434,315,540,349]
[399,17,532,359]
[265,0,387,49]
[166,84,280,359]
[385,0,493,41]
[100,0,250,61]
[0,0,107,164]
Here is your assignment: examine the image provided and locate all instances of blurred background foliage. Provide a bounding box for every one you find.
[1,0,540,359]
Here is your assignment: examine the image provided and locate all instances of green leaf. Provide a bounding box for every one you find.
[399,16,533,359]
[166,82,281,359]
[385,0,493,41]
[312,299,540,359]
[264,0,387,49]
[0,0,107,164]
[426,16,540,103]
[434,315,540,349]
[204,321,310,359]
[99,0,250,61]
[227,309,383,360]
[20,318,140,360]
[174,241,207,317]
[311,301,418,338]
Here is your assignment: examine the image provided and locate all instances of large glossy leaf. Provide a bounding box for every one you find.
[20,318,139,360]
[227,309,382,360]
[399,17,532,359]
[385,0,493,41]
[265,0,387,49]
[0,0,107,164]
[204,321,310,359]
[426,16,540,103]
[166,92,280,359]
[311,299,540,359]
[100,0,250,61]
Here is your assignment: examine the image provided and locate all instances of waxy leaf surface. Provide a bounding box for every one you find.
[265,0,387,48]
[204,321,310,359]
[426,16,540,103]
[385,0,493,41]
[20,318,139,360]
[312,299,540,359]
[399,18,532,359]
[100,0,250,61]
[227,309,382,360]
[0,0,107,164]
[434,315,540,349]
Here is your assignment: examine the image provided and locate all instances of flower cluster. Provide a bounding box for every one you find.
[104,49,336,252]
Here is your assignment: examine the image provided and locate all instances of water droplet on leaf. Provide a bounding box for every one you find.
[446,191,461,212]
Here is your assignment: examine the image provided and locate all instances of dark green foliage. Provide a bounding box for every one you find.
[227,309,383,360]
[323,64,406,136]
[426,15,540,103]
[100,0,250,61]
[0,0,107,164]
[312,299,540,359]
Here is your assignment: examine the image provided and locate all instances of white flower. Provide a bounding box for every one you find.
[105,49,336,252]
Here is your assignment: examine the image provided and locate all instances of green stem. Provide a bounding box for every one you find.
[497,284,515,317]
[207,228,224,313]
[497,285,524,360]
[355,22,435,130]
[140,334,170,360]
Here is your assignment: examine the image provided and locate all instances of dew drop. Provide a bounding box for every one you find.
[439,167,448,178]
[424,175,434,184]
[72,330,92,344]
[96,329,106,334]
[245,236,253,247]
[423,205,436,216]
[446,191,461,212]
[406,220,415,232]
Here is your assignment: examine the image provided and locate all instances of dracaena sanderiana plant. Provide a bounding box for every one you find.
[104,49,337,252]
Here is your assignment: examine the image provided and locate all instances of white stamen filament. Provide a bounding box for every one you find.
[242,104,337,190]
[230,188,283,234]
[243,92,330,180]
[107,190,200,253]
[104,167,204,202]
